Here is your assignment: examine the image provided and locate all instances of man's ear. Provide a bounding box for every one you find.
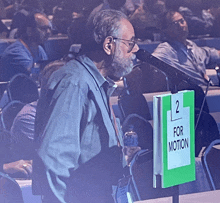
[103,36,115,55]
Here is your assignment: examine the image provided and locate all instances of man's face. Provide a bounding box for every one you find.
[165,12,189,41]
[110,19,139,79]
[33,13,52,44]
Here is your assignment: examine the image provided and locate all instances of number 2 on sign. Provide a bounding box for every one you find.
[176,100,179,113]
[171,93,183,121]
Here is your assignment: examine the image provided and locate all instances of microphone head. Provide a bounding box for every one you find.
[135,49,151,62]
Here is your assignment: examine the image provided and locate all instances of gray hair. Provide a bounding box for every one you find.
[81,9,127,52]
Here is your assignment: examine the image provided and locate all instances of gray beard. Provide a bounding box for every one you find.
[110,54,134,78]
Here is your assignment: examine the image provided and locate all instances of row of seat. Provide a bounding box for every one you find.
[116,139,220,202]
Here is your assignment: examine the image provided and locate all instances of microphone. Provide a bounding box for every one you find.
[135,49,196,89]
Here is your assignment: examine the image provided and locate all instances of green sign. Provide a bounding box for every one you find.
[153,90,195,188]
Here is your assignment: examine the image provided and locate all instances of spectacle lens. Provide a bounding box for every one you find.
[113,37,137,53]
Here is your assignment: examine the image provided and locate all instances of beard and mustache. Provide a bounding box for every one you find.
[108,48,136,80]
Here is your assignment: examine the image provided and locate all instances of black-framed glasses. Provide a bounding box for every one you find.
[170,18,186,27]
[113,37,138,53]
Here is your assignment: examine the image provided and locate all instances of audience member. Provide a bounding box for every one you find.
[69,0,127,46]
[10,101,37,161]
[152,10,220,86]
[67,9,87,44]
[204,0,220,37]
[10,0,44,36]
[164,0,181,11]
[2,160,32,178]
[88,0,126,23]
[0,0,6,19]
[129,0,166,41]
[0,12,51,82]
[0,0,9,38]
[33,9,139,203]
[51,0,73,35]
[121,0,137,17]
[178,0,214,37]
[0,129,32,178]
[4,0,21,19]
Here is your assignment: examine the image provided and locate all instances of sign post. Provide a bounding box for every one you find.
[153,90,195,189]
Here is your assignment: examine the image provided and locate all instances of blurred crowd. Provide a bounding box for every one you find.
[0,0,220,41]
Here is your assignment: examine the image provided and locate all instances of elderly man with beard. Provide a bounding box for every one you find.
[152,10,220,86]
[33,9,139,203]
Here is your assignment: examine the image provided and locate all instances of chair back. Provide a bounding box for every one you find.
[195,111,220,156]
[202,139,220,190]
[0,100,25,131]
[116,150,178,201]
[122,114,153,150]
[0,171,24,203]
[7,73,39,103]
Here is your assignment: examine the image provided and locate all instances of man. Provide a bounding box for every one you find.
[10,101,37,161]
[0,12,51,81]
[33,9,139,203]
[152,10,220,86]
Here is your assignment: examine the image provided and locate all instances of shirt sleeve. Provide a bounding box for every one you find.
[152,43,177,68]
[38,45,48,61]
[1,47,32,79]
[37,81,84,203]
[201,46,220,65]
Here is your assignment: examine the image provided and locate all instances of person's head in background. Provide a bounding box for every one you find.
[81,9,139,80]
[20,0,44,12]
[17,12,51,45]
[158,10,189,44]
[107,0,126,10]
[144,0,166,14]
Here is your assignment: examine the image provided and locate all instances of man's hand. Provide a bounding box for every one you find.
[122,146,141,166]
[3,160,32,178]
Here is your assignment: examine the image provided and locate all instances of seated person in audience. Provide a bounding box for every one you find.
[178,0,214,37]
[0,0,9,38]
[205,0,220,37]
[0,130,32,178]
[129,0,165,41]
[152,10,220,86]
[1,160,32,178]
[9,58,67,162]
[10,101,37,161]
[0,12,51,82]
[51,0,73,35]
[87,0,126,23]
[10,0,44,37]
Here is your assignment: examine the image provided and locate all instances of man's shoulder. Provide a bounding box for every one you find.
[46,57,93,90]
[154,41,173,51]
[1,40,30,59]
[152,41,174,57]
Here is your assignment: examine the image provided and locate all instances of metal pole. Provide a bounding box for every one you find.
[172,185,179,203]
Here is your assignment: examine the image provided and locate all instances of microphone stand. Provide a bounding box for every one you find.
[135,49,198,94]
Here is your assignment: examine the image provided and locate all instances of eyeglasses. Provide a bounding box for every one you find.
[170,18,186,27]
[113,37,138,53]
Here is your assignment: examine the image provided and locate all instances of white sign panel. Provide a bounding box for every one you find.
[167,107,191,170]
